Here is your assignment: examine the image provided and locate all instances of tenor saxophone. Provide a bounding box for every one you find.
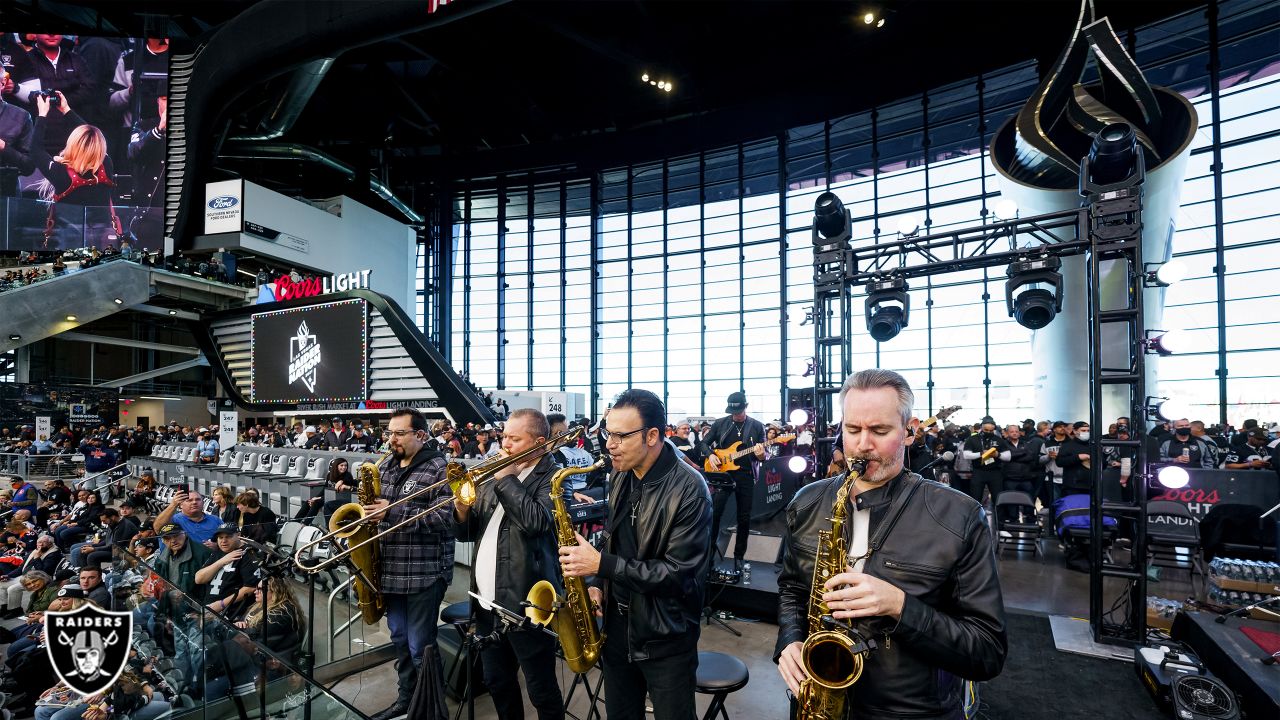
[326,455,388,624]
[525,458,606,673]
[796,458,873,720]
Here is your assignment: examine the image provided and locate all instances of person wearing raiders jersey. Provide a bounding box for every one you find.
[1222,428,1273,471]
[548,413,600,504]
[1159,418,1215,469]
[195,523,261,619]
[344,422,379,454]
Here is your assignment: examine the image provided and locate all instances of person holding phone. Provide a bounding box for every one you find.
[152,489,221,546]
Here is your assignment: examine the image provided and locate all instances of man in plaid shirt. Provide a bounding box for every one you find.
[362,408,455,720]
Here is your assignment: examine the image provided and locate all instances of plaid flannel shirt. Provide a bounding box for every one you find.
[377,450,455,593]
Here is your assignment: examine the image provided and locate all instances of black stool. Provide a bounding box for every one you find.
[695,651,749,720]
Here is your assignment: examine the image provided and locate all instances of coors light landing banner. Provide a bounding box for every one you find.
[251,299,368,404]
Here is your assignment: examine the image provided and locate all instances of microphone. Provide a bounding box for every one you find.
[1215,594,1280,623]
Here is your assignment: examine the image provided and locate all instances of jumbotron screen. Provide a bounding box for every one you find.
[251,299,368,404]
[2,34,170,254]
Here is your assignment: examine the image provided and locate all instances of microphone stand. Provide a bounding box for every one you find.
[1215,594,1280,623]
[459,593,556,720]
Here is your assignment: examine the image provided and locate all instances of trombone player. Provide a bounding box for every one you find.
[775,370,1006,719]
[362,408,456,720]
[453,408,566,719]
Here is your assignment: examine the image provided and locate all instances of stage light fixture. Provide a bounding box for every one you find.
[1084,122,1139,186]
[788,455,810,474]
[993,198,1019,220]
[1156,464,1190,489]
[1145,396,1190,423]
[789,408,811,426]
[113,297,124,305]
[814,192,850,241]
[642,72,650,82]
[876,17,885,27]
[1005,254,1063,330]
[1143,260,1188,287]
[864,12,876,24]
[1144,329,1191,356]
[896,215,921,238]
[65,315,77,321]
[864,276,910,342]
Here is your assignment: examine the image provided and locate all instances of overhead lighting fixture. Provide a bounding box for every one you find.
[812,191,851,248]
[7,334,19,342]
[1143,259,1188,287]
[1145,396,1191,423]
[896,215,922,238]
[1143,329,1191,356]
[865,276,910,342]
[1005,255,1064,330]
[1085,122,1139,186]
[864,12,876,24]
[993,198,1019,220]
[113,297,124,305]
[641,72,650,82]
[663,81,672,92]
[168,309,178,315]
[876,17,885,27]
[139,396,182,401]
[65,315,77,322]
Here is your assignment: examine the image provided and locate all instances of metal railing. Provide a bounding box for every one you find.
[0,450,84,481]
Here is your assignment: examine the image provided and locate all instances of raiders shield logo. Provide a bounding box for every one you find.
[46,604,133,697]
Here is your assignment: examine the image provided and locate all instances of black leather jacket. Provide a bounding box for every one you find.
[776,470,1007,719]
[455,453,562,615]
[595,442,713,662]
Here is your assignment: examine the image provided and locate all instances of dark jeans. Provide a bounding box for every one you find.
[968,470,1002,509]
[711,470,754,560]
[385,580,447,706]
[477,611,564,720]
[602,611,697,720]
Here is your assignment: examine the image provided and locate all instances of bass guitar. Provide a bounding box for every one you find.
[705,434,796,473]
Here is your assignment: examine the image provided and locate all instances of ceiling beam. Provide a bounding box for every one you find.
[95,356,209,389]
[57,331,201,356]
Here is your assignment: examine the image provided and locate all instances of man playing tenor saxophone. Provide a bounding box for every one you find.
[454,408,566,720]
[776,369,1007,719]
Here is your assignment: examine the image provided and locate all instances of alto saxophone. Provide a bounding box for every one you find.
[525,458,606,673]
[796,458,875,720]
[326,454,388,624]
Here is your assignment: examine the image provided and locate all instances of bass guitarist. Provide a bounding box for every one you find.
[699,391,766,569]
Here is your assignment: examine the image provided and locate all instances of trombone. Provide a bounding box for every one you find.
[292,425,584,573]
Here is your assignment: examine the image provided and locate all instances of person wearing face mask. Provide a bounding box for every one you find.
[1159,418,1214,469]
[1055,422,1096,494]
[961,417,1011,512]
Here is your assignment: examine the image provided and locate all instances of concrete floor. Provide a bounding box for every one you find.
[321,538,1199,720]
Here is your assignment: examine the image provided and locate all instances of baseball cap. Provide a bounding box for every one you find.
[1073,421,1089,430]
[980,416,996,426]
[1051,421,1068,429]
[214,522,239,537]
[725,391,748,413]
[157,523,185,538]
[352,422,364,430]
[1247,428,1268,441]
[304,425,316,433]
[119,500,138,509]
[198,427,208,432]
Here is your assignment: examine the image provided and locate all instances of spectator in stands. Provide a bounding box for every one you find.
[9,475,38,515]
[11,35,97,153]
[211,486,239,524]
[1189,420,1221,467]
[322,458,356,521]
[325,417,351,449]
[233,491,277,545]
[296,425,323,450]
[76,506,139,571]
[203,575,305,700]
[2,569,58,634]
[130,471,157,510]
[0,88,35,196]
[344,422,378,454]
[31,91,121,249]
[152,489,221,546]
[195,429,219,464]
[77,565,111,607]
[195,523,259,620]
[53,489,103,548]
[0,534,59,617]
[1160,418,1215,469]
[1223,428,1273,470]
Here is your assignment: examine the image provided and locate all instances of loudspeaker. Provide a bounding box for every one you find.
[725,532,782,563]
[436,623,487,701]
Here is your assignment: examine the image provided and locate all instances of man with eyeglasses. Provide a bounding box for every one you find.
[361,408,455,720]
[560,389,713,720]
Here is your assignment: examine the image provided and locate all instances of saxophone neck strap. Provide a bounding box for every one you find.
[866,474,923,555]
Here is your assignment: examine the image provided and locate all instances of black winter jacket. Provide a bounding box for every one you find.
[776,470,1007,719]
[455,452,562,615]
[594,442,713,662]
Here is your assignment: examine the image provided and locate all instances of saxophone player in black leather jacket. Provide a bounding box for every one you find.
[776,370,1007,719]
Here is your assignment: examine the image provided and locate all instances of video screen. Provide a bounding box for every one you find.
[0,381,119,427]
[251,299,368,404]
[1,34,169,255]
